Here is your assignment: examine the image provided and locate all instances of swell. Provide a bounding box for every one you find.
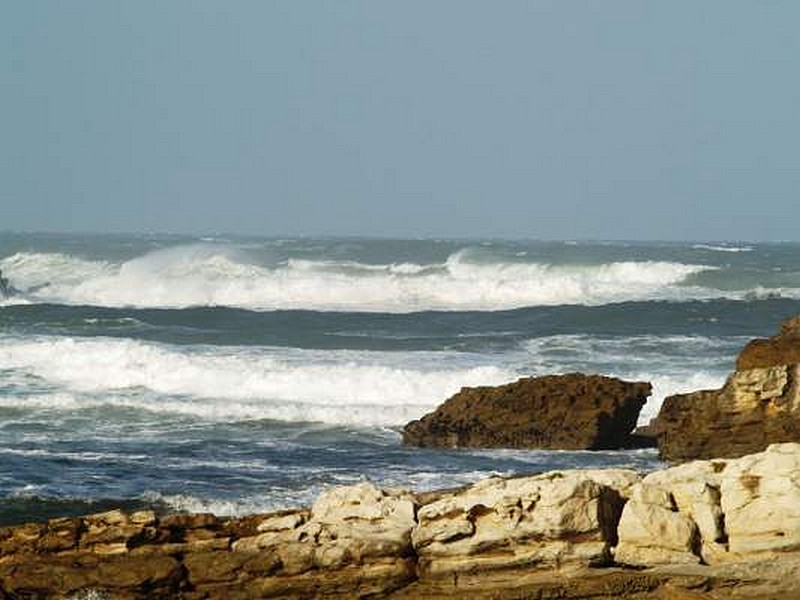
[3,298,800,351]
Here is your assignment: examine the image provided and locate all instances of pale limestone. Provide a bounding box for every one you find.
[613,484,700,566]
[412,469,639,576]
[720,442,800,554]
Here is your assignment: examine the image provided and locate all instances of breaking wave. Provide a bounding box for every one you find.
[0,336,513,426]
[0,245,715,311]
[692,243,754,253]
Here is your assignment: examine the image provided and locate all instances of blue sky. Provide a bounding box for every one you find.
[2,1,798,240]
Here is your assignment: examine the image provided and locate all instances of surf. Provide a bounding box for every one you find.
[0,244,718,312]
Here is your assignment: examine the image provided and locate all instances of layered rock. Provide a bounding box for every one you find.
[4,445,800,598]
[0,484,418,599]
[412,469,639,578]
[615,443,800,567]
[403,374,652,450]
[653,318,800,461]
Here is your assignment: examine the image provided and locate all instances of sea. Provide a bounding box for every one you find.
[2,233,799,525]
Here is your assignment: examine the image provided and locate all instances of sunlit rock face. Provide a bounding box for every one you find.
[653,317,800,461]
[3,446,800,599]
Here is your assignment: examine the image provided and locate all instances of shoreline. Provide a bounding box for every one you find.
[2,444,799,599]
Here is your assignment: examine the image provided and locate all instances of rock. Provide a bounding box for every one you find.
[653,363,800,461]
[720,442,800,555]
[5,446,800,598]
[412,469,639,578]
[737,315,800,370]
[652,317,800,461]
[0,269,16,299]
[403,374,652,450]
[614,484,701,566]
[614,443,800,569]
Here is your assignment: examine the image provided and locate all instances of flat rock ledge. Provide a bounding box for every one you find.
[4,445,800,599]
[403,373,653,450]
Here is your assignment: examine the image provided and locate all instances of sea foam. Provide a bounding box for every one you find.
[0,245,715,311]
[0,336,513,426]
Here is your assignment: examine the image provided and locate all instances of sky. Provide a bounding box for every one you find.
[2,1,798,241]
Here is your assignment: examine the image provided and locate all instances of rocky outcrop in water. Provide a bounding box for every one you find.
[402,374,652,450]
[5,444,800,598]
[653,317,800,461]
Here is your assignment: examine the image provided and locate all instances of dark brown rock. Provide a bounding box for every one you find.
[402,374,652,450]
[653,317,800,462]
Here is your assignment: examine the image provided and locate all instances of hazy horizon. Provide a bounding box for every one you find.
[1,228,796,245]
[3,2,799,241]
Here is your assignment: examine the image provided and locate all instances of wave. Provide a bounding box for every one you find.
[692,243,754,253]
[0,331,737,428]
[521,334,736,425]
[0,245,717,311]
[0,336,513,426]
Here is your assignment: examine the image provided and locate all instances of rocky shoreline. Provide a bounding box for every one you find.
[4,318,800,598]
[2,443,800,598]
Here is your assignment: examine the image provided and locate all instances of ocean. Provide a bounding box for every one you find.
[1,233,798,525]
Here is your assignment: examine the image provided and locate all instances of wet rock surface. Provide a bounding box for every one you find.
[3,445,800,598]
[402,374,652,450]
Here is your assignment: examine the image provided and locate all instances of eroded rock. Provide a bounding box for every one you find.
[403,374,652,450]
[615,443,800,569]
[412,469,639,578]
[653,317,800,461]
[3,446,800,598]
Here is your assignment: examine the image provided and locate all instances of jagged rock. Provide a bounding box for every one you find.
[403,374,652,450]
[652,317,800,461]
[653,363,800,461]
[614,443,800,569]
[4,447,800,598]
[737,315,800,370]
[412,469,639,578]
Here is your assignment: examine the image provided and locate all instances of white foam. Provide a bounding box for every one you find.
[1,245,716,311]
[0,336,513,426]
[521,334,735,426]
[692,243,754,253]
[140,489,317,516]
[637,372,726,424]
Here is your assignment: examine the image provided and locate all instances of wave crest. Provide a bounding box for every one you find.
[0,245,713,311]
[0,336,513,426]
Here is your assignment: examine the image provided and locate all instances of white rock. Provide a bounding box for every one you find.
[721,443,800,554]
[412,469,639,575]
[614,483,700,566]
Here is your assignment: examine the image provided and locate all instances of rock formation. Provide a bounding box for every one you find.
[4,444,800,598]
[403,374,652,450]
[615,443,800,567]
[736,315,800,370]
[653,317,800,461]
